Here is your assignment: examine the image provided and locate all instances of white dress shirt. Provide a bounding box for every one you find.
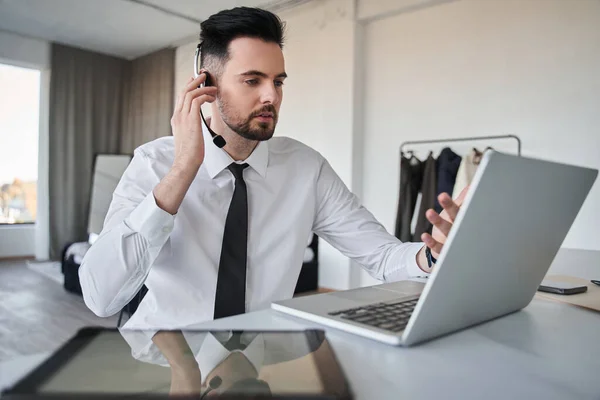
[79,123,427,338]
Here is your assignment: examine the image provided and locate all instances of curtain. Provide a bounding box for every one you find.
[49,44,127,260]
[120,47,175,153]
[48,44,175,260]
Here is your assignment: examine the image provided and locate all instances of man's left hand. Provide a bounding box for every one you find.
[417,186,469,271]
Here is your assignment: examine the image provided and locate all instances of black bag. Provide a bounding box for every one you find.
[294,234,319,294]
[61,243,82,295]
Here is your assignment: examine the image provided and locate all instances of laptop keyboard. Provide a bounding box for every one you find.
[328,298,419,333]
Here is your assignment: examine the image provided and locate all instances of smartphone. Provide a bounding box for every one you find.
[538,280,588,295]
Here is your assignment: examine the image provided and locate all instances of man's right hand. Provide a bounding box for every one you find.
[153,74,217,215]
[171,73,217,172]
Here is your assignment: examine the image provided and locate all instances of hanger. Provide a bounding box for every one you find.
[472,147,483,165]
[472,146,494,165]
[402,150,421,166]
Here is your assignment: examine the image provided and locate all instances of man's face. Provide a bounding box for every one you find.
[216,37,286,141]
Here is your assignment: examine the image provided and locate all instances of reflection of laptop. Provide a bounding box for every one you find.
[272,151,597,346]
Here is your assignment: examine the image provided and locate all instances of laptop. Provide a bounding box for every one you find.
[272,151,597,346]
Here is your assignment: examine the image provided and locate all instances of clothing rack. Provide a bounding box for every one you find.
[400,134,521,157]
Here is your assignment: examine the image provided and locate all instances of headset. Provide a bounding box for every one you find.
[194,44,227,149]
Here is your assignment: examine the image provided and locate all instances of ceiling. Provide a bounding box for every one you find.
[0,0,310,59]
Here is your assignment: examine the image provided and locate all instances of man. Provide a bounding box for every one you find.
[79,7,463,333]
[139,329,334,396]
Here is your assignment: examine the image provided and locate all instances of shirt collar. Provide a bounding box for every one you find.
[202,121,268,179]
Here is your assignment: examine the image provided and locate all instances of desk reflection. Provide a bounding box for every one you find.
[119,329,345,398]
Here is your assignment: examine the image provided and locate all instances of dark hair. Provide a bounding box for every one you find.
[199,7,286,74]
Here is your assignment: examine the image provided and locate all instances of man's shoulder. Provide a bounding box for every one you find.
[134,136,175,164]
[269,136,322,160]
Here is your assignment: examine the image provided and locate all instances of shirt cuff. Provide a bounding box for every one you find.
[126,191,175,246]
[405,243,430,278]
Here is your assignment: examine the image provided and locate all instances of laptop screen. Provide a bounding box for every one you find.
[7,328,351,399]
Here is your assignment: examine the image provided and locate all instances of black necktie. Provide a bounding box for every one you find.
[214,163,249,319]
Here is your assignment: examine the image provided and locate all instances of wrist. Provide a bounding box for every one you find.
[416,245,433,273]
[171,160,201,180]
[170,355,200,374]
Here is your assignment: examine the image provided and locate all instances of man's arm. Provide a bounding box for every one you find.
[312,158,429,281]
[152,331,203,396]
[79,149,177,317]
[79,74,215,317]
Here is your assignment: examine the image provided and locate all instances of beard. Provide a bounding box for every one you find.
[218,98,278,142]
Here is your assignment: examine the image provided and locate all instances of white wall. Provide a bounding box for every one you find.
[0,30,50,70]
[0,30,51,259]
[276,0,357,290]
[357,0,454,21]
[173,0,600,290]
[360,0,600,285]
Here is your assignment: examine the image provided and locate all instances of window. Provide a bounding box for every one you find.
[0,63,40,224]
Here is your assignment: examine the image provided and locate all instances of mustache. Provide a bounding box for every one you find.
[249,105,277,119]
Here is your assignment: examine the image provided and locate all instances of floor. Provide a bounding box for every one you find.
[0,259,118,362]
[0,258,336,364]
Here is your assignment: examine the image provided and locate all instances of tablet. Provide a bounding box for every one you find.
[4,327,352,399]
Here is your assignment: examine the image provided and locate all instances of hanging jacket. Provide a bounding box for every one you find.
[452,149,481,198]
[395,154,424,242]
[413,153,438,240]
[434,147,462,213]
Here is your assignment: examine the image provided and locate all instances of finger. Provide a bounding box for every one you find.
[426,209,452,237]
[174,76,198,112]
[454,185,470,206]
[183,86,217,114]
[421,233,443,257]
[438,193,460,222]
[176,74,208,112]
[187,73,207,91]
[190,93,216,117]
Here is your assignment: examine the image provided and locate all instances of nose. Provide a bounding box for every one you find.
[260,81,280,105]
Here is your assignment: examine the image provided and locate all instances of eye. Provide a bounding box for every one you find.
[274,80,285,88]
[245,79,259,86]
